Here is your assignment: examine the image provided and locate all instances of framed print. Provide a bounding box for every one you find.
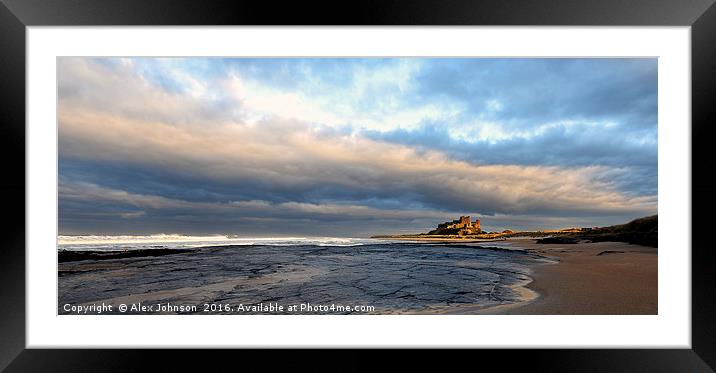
[2,0,716,371]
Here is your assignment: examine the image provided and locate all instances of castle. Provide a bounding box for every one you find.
[429,216,482,235]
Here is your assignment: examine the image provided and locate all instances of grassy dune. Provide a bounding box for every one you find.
[569,215,657,247]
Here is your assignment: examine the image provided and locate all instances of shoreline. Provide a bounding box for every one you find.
[499,239,657,314]
[373,235,511,242]
[390,237,657,315]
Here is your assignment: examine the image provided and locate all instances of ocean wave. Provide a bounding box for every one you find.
[57,235,379,252]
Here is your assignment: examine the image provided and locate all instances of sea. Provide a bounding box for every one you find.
[58,235,547,315]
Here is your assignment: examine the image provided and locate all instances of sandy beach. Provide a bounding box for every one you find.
[503,239,657,314]
[425,237,658,315]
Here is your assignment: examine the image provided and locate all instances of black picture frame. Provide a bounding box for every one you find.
[1,0,715,371]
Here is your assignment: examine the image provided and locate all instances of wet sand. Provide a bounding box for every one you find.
[502,239,658,314]
[375,236,511,243]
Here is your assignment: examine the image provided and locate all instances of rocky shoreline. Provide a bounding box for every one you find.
[58,242,543,315]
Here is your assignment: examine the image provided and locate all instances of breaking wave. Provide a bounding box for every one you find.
[57,234,380,252]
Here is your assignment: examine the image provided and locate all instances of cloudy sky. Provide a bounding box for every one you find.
[58,57,657,236]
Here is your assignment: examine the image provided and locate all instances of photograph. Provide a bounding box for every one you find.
[57,57,658,315]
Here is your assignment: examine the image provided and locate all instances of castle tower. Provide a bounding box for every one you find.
[474,219,481,231]
[459,216,471,226]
